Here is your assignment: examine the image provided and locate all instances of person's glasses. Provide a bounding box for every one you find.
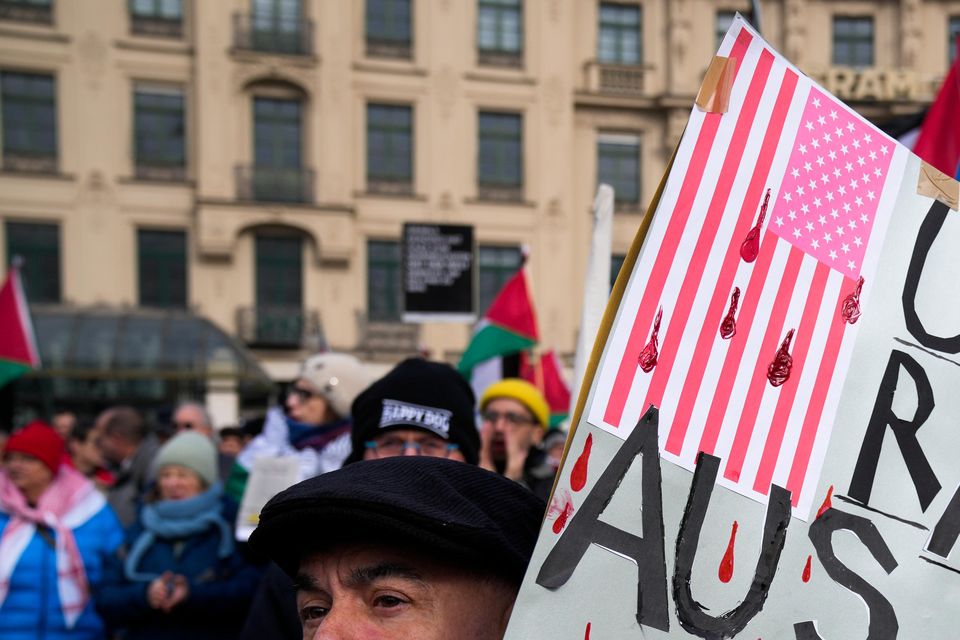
[288,386,319,402]
[481,410,535,427]
[173,421,193,431]
[365,437,459,458]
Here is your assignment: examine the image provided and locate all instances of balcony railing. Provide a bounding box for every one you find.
[130,14,183,38]
[233,12,313,56]
[236,306,324,350]
[583,60,648,97]
[235,165,314,204]
[2,152,58,175]
[354,310,421,360]
[0,1,52,24]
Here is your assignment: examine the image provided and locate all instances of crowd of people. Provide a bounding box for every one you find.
[0,353,567,639]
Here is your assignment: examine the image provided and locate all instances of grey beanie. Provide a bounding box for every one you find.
[155,431,218,487]
[298,352,371,419]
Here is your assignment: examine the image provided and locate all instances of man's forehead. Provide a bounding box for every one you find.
[297,544,435,588]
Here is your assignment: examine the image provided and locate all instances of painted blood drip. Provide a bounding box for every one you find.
[548,490,574,534]
[740,188,771,263]
[841,276,865,324]
[570,433,593,492]
[816,485,834,520]
[719,287,741,339]
[718,521,738,583]
[638,307,663,372]
[802,555,812,583]
[766,328,795,387]
[584,622,591,640]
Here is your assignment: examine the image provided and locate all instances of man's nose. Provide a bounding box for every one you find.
[311,607,366,640]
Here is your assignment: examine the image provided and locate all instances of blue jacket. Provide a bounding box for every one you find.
[0,503,124,640]
[95,498,262,640]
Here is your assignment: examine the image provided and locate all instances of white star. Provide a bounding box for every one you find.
[829,110,838,121]
[804,161,813,172]
[811,138,821,150]
[826,191,835,202]
[835,225,845,236]
[812,239,821,249]
[868,150,877,161]
[867,190,876,201]
[797,185,806,197]
[843,202,852,213]
[860,213,869,223]
[833,167,842,178]
[880,145,888,155]
[845,162,854,173]
[855,196,864,207]
[853,236,863,247]
[835,126,844,138]
[805,221,814,232]
[801,203,810,215]
[841,243,850,254]
[814,197,822,208]
[821,173,830,184]
[864,133,872,144]
[783,192,792,203]
[830,208,840,219]
[824,133,832,144]
[818,215,827,225]
[874,167,882,177]
[848,219,857,230]
[788,210,797,221]
[847,122,856,132]
[824,232,833,243]
[775,216,784,227]
[838,185,847,196]
[813,97,822,108]
[841,144,849,155]
[828,150,837,161]
[847,260,857,271]
[809,179,818,190]
[829,249,838,260]
[857,156,866,167]
[816,155,825,167]
[850,178,858,189]
[799,144,808,155]
[805,121,814,131]
[817,115,826,126]
[791,167,800,178]
[852,138,861,150]
[793,227,802,239]
[861,173,871,184]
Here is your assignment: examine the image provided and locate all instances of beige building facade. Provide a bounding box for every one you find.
[0,0,957,420]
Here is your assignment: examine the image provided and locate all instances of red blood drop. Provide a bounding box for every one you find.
[552,501,574,534]
[767,329,795,387]
[841,276,865,324]
[802,555,812,583]
[719,287,741,339]
[718,521,738,583]
[816,485,834,520]
[638,307,663,372]
[740,188,771,263]
[585,622,591,639]
[570,433,593,492]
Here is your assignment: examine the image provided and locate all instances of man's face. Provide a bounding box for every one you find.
[361,428,466,462]
[480,398,542,463]
[295,544,516,640]
[172,405,213,438]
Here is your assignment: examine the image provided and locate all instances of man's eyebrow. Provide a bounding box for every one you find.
[345,562,426,588]
[293,572,323,593]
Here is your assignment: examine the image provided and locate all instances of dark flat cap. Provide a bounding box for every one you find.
[249,456,546,582]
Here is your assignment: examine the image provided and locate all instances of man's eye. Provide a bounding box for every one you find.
[373,595,405,609]
[300,605,328,622]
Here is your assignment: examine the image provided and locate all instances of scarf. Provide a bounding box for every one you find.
[0,466,105,628]
[124,483,234,582]
[288,416,351,451]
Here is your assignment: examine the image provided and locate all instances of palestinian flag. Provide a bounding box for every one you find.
[0,264,41,389]
[521,350,572,427]
[459,267,538,396]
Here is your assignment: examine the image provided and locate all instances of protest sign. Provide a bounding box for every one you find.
[402,222,475,323]
[506,15,960,639]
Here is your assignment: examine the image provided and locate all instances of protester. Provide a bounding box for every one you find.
[51,411,77,440]
[542,427,568,472]
[239,357,481,640]
[170,402,214,438]
[96,431,261,639]
[0,421,124,639]
[249,456,545,639]
[66,419,115,492]
[217,427,247,458]
[97,406,160,527]
[226,352,370,501]
[479,378,555,500]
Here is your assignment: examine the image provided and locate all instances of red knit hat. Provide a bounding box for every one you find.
[5,421,64,474]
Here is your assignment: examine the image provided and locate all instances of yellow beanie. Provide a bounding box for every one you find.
[480,378,550,429]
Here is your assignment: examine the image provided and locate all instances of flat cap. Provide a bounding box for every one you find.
[249,456,545,582]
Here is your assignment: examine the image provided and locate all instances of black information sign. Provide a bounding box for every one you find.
[402,223,475,322]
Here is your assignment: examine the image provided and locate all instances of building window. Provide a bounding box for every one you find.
[478,111,522,200]
[5,221,60,303]
[134,86,185,181]
[715,10,735,50]
[598,3,641,65]
[367,103,413,194]
[1,71,57,174]
[129,0,182,38]
[610,254,626,290]
[597,132,640,206]
[478,245,521,314]
[950,16,960,65]
[254,232,303,347]
[366,0,411,59]
[0,0,52,24]
[243,96,310,203]
[367,240,402,322]
[832,16,874,67]
[244,0,311,55]
[477,0,522,67]
[138,229,187,309]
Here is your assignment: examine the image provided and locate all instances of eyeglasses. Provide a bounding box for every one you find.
[365,437,460,458]
[173,421,193,431]
[288,386,320,402]
[481,410,535,427]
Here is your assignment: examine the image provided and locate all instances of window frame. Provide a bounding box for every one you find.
[477,244,522,315]
[366,239,403,322]
[137,228,188,309]
[597,131,641,207]
[133,84,186,181]
[477,110,523,201]
[950,16,960,66]
[831,15,875,68]
[597,2,642,65]
[0,0,53,25]
[477,0,523,67]
[128,0,183,37]
[0,70,58,173]
[5,221,61,304]
[366,102,414,194]
[715,10,736,51]
[365,0,413,59]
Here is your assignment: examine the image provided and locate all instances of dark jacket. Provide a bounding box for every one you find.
[107,434,160,528]
[238,562,301,640]
[95,498,262,640]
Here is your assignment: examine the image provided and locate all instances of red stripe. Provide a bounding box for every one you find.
[602,28,754,428]
[696,229,779,455]
[752,261,831,494]
[785,281,853,506]
[724,245,805,483]
[642,49,776,413]
[666,69,800,455]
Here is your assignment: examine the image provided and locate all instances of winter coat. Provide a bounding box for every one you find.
[0,503,124,640]
[107,435,160,528]
[95,496,262,640]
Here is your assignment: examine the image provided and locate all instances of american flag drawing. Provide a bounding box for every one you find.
[587,18,907,519]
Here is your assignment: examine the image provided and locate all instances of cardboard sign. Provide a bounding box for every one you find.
[507,16,960,639]
[402,223,475,322]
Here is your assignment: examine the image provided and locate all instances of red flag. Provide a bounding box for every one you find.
[521,350,571,426]
[0,264,41,388]
[912,37,960,177]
